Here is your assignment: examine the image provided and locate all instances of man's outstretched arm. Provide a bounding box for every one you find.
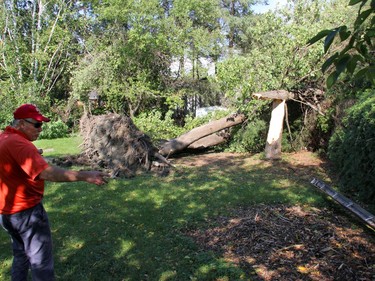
[39,166,108,186]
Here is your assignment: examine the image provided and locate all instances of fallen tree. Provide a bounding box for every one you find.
[65,112,244,177]
[187,130,231,150]
[74,89,303,175]
[166,89,295,159]
[158,113,246,157]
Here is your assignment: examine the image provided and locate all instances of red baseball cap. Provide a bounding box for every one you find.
[13,104,50,122]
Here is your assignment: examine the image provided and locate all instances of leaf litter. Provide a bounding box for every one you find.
[186,204,375,281]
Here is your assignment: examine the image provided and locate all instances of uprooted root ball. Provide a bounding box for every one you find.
[79,113,157,177]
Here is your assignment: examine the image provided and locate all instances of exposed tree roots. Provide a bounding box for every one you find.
[79,113,157,177]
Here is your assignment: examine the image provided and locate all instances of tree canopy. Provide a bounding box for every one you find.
[308,0,374,88]
[0,0,372,132]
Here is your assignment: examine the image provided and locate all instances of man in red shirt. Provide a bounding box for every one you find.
[0,104,108,281]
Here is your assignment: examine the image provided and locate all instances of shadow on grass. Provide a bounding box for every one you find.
[0,154,370,280]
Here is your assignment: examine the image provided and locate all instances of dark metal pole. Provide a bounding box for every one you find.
[310,178,375,230]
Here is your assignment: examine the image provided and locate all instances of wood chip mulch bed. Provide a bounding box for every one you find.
[186,204,375,281]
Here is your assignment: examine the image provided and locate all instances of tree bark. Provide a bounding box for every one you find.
[265,99,286,159]
[187,131,229,150]
[253,90,294,100]
[159,113,245,156]
[6,0,23,81]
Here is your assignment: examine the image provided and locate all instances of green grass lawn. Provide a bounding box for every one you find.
[0,137,364,280]
[33,135,82,157]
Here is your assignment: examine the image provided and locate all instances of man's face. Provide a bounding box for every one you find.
[19,119,43,141]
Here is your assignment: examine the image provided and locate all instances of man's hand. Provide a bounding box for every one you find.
[81,171,109,186]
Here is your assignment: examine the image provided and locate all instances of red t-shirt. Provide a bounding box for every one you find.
[0,126,49,214]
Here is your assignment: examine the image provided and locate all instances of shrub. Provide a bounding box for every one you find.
[227,119,268,153]
[134,109,230,142]
[328,90,375,203]
[134,110,184,141]
[39,119,69,139]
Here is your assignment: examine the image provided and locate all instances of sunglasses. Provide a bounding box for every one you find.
[24,119,43,128]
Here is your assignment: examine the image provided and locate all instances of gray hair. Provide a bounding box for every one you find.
[11,119,21,127]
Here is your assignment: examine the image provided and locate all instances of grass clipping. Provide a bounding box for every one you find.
[79,113,156,177]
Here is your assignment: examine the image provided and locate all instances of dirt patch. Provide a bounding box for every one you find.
[171,150,325,169]
[176,151,375,280]
[187,204,375,281]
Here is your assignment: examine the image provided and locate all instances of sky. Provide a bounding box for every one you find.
[252,0,289,14]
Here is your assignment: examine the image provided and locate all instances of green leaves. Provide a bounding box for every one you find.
[307,29,332,45]
[346,54,363,74]
[324,28,341,53]
[326,71,340,89]
[348,0,364,5]
[308,0,374,88]
[323,54,353,88]
[328,90,375,203]
[356,66,375,84]
[321,53,339,73]
[354,8,373,27]
[0,0,82,126]
[307,26,351,54]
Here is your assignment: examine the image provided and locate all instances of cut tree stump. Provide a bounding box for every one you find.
[253,90,294,160]
[265,99,286,159]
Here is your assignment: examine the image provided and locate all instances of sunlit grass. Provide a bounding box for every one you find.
[34,135,82,157]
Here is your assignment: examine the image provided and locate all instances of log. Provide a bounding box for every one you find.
[253,90,294,100]
[265,99,286,159]
[187,132,228,150]
[159,113,246,156]
[153,152,174,167]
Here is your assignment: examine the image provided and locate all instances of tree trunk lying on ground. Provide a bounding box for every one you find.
[187,130,230,150]
[71,112,245,177]
[158,113,246,157]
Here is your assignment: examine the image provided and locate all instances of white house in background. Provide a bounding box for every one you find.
[196,106,228,118]
[170,56,216,78]
[170,56,226,118]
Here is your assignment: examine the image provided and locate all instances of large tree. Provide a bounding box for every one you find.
[220,0,262,49]
[214,0,358,152]
[71,0,225,117]
[0,0,84,125]
[308,0,374,88]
